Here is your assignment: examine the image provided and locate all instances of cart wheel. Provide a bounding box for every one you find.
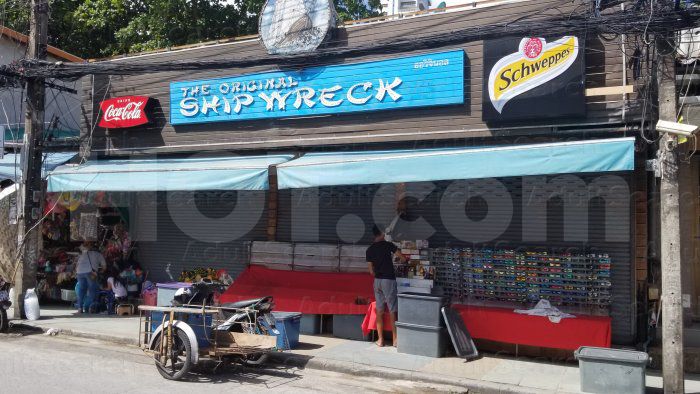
[153,328,192,380]
[241,353,269,366]
[0,308,8,333]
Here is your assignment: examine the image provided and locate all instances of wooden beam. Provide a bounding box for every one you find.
[267,166,278,241]
[585,85,634,96]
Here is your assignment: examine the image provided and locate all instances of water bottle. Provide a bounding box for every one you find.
[24,289,40,321]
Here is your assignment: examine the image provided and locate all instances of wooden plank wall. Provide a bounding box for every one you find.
[79,0,644,155]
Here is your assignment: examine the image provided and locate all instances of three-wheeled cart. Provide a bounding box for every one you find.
[138,305,278,380]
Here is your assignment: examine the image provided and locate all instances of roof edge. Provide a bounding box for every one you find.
[0,26,84,63]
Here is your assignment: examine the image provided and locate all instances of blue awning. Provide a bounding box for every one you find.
[47,154,293,192]
[276,138,635,189]
[0,152,76,182]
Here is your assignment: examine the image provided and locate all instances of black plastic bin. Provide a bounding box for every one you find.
[397,292,448,327]
[395,321,448,358]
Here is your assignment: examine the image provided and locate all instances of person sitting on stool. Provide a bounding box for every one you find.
[366,224,406,347]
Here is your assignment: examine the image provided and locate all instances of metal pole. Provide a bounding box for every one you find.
[13,0,48,319]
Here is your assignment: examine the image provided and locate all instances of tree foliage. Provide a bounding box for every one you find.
[0,0,381,59]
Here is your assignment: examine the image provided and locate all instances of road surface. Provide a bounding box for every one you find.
[0,329,466,393]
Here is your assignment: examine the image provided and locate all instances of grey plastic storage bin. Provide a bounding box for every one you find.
[574,346,649,394]
[300,314,321,335]
[397,292,447,327]
[332,314,371,341]
[395,321,448,357]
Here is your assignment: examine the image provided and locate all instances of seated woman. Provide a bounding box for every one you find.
[105,270,128,303]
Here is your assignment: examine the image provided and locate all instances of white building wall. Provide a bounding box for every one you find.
[0,36,81,140]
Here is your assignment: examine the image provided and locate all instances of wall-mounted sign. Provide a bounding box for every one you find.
[98,96,151,128]
[259,0,335,55]
[482,36,585,122]
[170,50,465,126]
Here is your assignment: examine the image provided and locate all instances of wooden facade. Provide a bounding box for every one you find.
[79,0,644,155]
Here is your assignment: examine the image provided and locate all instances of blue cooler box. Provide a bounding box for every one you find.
[272,312,301,350]
[150,311,212,348]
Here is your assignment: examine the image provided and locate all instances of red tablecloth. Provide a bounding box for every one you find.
[453,304,611,350]
[220,265,374,314]
[360,302,393,335]
[360,302,612,350]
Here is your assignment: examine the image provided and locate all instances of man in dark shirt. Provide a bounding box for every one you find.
[366,224,405,347]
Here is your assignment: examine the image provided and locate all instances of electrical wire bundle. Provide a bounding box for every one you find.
[3,3,700,81]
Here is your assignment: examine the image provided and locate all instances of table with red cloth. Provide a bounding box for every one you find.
[361,302,611,350]
[220,265,374,314]
[453,304,611,350]
[361,302,394,335]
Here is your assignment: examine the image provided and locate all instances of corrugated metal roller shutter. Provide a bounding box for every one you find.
[132,191,267,282]
[277,173,634,344]
[277,185,380,244]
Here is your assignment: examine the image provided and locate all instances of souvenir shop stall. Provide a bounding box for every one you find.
[35,191,144,312]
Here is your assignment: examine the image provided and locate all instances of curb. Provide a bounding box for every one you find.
[268,352,549,394]
[17,322,140,346]
[20,323,546,394]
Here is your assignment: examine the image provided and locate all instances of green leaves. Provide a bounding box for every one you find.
[335,0,382,22]
[0,0,380,59]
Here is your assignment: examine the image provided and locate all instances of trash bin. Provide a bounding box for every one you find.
[574,346,649,394]
[272,312,302,350]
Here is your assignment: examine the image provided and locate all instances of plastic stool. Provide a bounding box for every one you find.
[116,304,134,316]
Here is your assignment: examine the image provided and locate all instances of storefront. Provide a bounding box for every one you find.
[46,1,649,348]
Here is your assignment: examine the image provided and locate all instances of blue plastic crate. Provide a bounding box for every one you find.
[272,312,301,350]
[150,311,212,348]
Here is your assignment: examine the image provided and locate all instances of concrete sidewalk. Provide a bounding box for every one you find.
[9,306,700,393]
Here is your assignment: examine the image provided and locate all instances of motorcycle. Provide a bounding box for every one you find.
[0,276,11,333]
[217,296,277,365]
[171,280,278,365]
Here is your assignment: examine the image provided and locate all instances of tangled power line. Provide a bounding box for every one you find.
[1,4,699,81]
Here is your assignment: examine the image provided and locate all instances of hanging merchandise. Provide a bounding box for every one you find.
[78,212,98,240]
[58,192,81,212]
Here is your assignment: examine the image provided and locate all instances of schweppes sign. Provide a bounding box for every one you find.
[482,35,585,122]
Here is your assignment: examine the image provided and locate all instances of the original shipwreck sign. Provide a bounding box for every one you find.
[482,35,585,122]
[169,50,465,126]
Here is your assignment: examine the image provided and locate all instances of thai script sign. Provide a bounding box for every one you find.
[170,50,465,126]
[98,96,151,128]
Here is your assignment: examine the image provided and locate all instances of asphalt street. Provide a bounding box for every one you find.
[0,329,466,394]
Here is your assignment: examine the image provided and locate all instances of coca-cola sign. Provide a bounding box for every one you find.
[98,96,151,128]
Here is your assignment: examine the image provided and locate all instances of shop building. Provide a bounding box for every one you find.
[47,0,650,348]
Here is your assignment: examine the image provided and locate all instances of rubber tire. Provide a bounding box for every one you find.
[153,328,192,380]
[241,353,269,366]
[0,308,8,333]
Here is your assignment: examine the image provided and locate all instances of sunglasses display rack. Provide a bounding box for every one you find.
[432,248,463,299]
[432,247,612,312]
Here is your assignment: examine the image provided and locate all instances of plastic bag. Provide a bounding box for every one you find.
[24,288,40,321]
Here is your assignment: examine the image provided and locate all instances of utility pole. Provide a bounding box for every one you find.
[657,31,684,392]
[13,0,48,318]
